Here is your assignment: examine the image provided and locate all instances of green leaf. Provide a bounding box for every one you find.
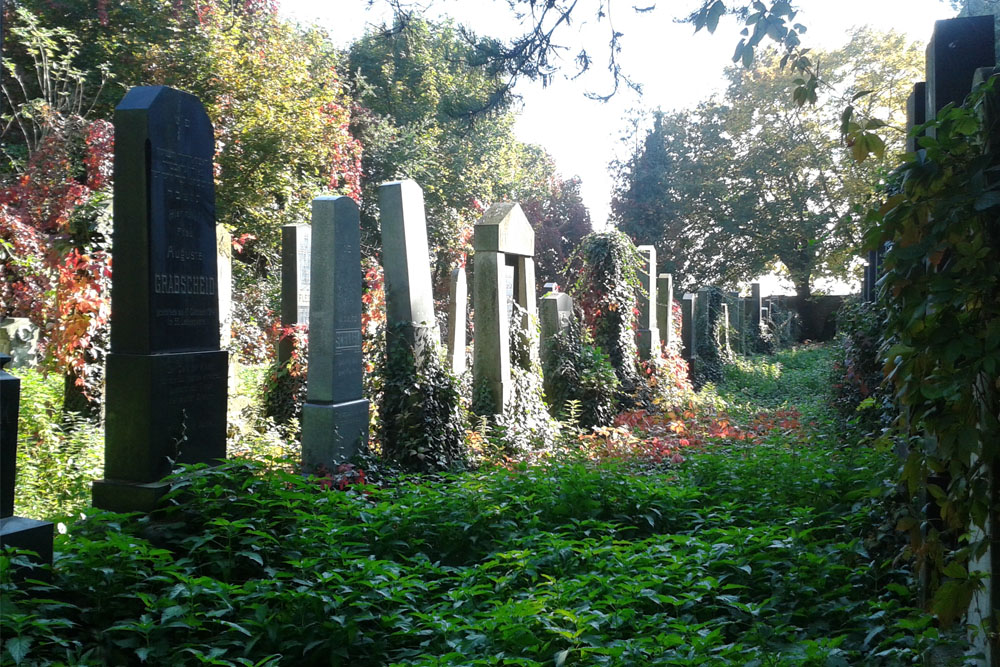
[942,561,968,579]
[974,190,1000,211]
[5,637,31,665]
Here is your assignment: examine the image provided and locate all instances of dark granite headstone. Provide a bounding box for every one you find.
[926,16,995,133]
[93,86,228,513]
[0,355,54,574]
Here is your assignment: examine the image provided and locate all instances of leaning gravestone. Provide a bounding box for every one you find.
[279,223,312,365]
[1,354,54,574]
[300,197,369,468]
[635,246,659,360]
[92,87,228,513]
[378,180,441,357]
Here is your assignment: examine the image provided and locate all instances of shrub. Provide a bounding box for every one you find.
[262,324,308,426]
[831,298,893,435]
[13,368,103,521]
[541,313,619,429]
[377,323,467,471]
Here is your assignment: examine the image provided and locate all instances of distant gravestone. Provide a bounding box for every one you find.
[473,202,537,414]
[748,283,762,333]
[539,290,573,365]
[635,246,659,360]
[906,82,927,154]
[681,293,697,363]
[656,273,674,351]
[447,266,468,375]
[93,86,228,513]
[378,180,441,357]
[279,223,312,365]
[1,354,54,573]
[0,318,39,369]
[301,197,369,468]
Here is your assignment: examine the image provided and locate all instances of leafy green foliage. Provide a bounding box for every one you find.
[12,368,103,522]
[867,75,1000,625]
[541,314,619,429]
[568,231,643,403]
[376,325,467,472]
[831,299,894,437]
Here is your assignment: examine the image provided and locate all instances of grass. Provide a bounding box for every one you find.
[1,345,972,665]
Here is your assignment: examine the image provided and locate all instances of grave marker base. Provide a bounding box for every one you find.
[91,478,171,514]
[1,516,54,580]
[301,398,370,470]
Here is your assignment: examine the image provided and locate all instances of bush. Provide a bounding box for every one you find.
[831,298,893,436]
[12,368,103,521]
[377,324,467,471]
[262,324,308,426]
[541,314,619,429]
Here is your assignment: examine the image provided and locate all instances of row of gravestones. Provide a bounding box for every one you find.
[0,84,779,575]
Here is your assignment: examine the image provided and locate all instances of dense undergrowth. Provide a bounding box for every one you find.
[2,346,971,665]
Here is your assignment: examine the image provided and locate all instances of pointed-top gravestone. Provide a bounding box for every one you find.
[93,86,228,513]
[378,180,441,354]
[473,202,538,414]
[301,196,369,468]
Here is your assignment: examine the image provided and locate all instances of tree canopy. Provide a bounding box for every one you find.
[610,27,924,300]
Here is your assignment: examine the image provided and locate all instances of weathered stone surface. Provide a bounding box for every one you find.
[95,86,227,513]
[447,267,468,375]
[301,196,368,465]
[539,291,573,364]
[378,180,440,351]
[0,319,39,369]
[635,246,659,360]
[473,250,511,414]
[473,202,535,256]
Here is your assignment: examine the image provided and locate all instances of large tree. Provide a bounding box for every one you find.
[611,27,923,306]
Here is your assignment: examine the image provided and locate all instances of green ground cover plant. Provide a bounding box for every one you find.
[2,345,968,665]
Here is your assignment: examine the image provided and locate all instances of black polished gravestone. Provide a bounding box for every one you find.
[92,87,227,513]
[926,15,995,131]
[1,354,54,573]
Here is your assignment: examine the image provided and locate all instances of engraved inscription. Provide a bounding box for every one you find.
[335,329,362,349]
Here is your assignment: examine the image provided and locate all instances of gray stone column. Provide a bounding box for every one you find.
[447,266,467,375]
[301,197,369,468]
[681,293,697,362]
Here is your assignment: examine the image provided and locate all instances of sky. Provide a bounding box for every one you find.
[280,0,956,292]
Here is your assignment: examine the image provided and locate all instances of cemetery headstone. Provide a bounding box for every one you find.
[925,15,995,139]
[539,290,573,365]
[656,273,674,351]
[473,202,537,414]
[636,246,659,360]
[681,293,697,363]
[0,318,39,368]
[1,354,54,574]
[301,197,369,468]
[447,266,468,375]
[378,180,441,357]
[906,82,927,154]
[749,283,762,332]
[93,86,228,513]
[279,223,312,365]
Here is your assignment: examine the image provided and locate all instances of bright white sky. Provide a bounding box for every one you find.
[280,0,955,292]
